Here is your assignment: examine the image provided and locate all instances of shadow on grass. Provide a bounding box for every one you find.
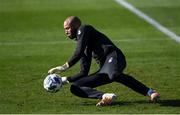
[113,99,180,107]
[158,99,180,107]
[113,100,148,106]
[81,99,180,107]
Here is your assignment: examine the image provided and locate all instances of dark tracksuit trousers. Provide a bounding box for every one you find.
[70,51,150,99]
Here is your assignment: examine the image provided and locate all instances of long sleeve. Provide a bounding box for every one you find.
[67,26,91,67]
[67,48,92,82]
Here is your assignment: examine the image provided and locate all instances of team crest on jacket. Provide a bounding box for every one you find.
[108,57,113,63]
[78,30,81,35]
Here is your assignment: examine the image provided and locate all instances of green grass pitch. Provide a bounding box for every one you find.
[0,0,180,114]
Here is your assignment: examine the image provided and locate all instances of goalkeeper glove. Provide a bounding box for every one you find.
[61,77,69,85]
[48,62,69,74]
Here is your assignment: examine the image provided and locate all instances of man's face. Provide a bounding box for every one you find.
[64,21,75,39]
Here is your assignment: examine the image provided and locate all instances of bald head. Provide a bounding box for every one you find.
[64,16,81,29]
[64,16,81,39]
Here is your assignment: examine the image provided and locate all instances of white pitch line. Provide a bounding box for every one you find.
[0,38,166,46]
[0,41,72,45]
[114,0,180,43]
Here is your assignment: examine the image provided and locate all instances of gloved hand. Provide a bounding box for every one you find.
[48,62,69,74]
[61,77,69,85]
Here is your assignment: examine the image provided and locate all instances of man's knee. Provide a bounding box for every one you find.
[70,83,80,95]
[70,84,88,98]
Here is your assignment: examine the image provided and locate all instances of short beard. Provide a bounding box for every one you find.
[69,29,77,39]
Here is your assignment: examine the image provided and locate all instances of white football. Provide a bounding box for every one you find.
[43,74,62,92]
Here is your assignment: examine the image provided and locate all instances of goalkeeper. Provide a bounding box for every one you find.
[48,16,160,106]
